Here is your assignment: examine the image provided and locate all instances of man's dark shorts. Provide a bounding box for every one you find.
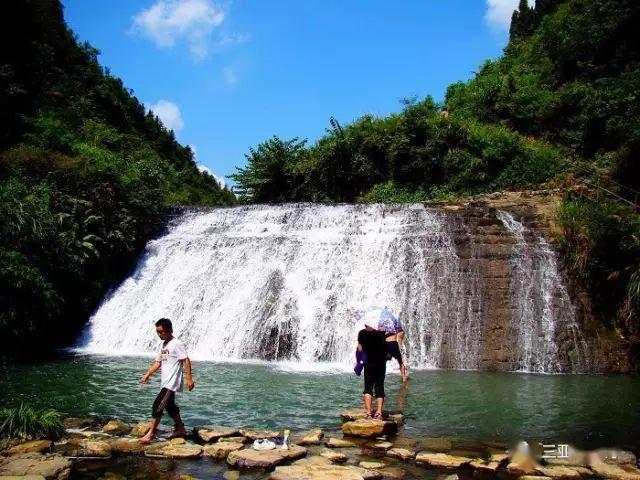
[152,388,179,418]
[386,340,403,365]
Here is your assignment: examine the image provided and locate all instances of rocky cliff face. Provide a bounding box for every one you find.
[438,190,632,373]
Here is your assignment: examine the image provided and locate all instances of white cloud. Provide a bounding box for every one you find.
[132,0,225,61]
[197,163,226,188]
[147,99,184,132]
[222,66,237,85]
[191,145,226,187]
[484,0,535,33]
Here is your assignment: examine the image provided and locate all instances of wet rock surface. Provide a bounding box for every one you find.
[270,464,382,480]
[341,419,398,438]
[415,452,473,469]
[101,420,131,436]
[0,453,72,479]
[296,428,324,446]
[194,426,241,443]
[202,442,244,460]
[7,440,53,456]
[3,414,633,480]
[226,445,307,469]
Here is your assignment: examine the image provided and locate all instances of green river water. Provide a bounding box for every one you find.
[1,355,638,479]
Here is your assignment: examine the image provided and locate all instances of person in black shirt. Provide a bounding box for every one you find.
[357,325,387,419]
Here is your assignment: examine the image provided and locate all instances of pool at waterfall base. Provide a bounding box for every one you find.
[2,354,639,478]
[2,354,638,448]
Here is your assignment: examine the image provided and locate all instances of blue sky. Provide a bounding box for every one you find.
[61,0,521,187]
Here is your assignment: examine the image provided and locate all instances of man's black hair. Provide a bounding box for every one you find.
[155,318,173,333]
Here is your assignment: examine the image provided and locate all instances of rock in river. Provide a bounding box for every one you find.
[342,419,397,438]
[227,445,307,469]
[203,442,244,460]
[270,464,382,480]
[0,452,71,479]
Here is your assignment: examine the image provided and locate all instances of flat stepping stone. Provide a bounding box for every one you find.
[203,442,244,460]
[588,459,640,480]
[109,438,152,454]
[240,428,280,440]
[101,419,131,435]
[0,453,72,479]
[489,452,509,463]
[360,461,386,469]
[147,443,203,459]
[227,445,307,469]
[340,410,405,425]
[340,410,369,421]
[365,441,393,451]
[7,440,52,456]
[130,422,151,437]
[293,456,333,466]
[219,436,248,443]
[270,464,382,480]
[535,465,584,479]
[319,449,348,463]
[195,426,241,443]
[386,413,405,425]
[470,458,502,473]
[325,438,358,448]
[415,452,473,469]
[377,466,405,479]
[386,448,415,461]
[65,428,112,440]
[55,438,112,458]
[296,429,324,446]
[342,419,397,438]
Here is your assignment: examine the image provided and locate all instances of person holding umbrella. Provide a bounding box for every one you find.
[355,309,389,419]
[357,307,409,382]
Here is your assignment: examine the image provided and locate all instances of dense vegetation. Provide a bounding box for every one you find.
[233,0,639,345]
[0,404,63,440]
[0,0,235,360]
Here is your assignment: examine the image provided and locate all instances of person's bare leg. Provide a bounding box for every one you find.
[169,412,187,438]
[400,362,409,382]
[139,417,161,444]
[376,397,384,417]
[363,394,373,416]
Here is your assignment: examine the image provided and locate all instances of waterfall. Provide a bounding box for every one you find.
[497,211,589,373]
[77,203,588,373]
[77,204,483,370]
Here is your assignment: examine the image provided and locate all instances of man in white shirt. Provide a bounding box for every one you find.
[139,318,195,444]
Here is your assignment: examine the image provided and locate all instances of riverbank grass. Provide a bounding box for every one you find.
[0,404,64,439]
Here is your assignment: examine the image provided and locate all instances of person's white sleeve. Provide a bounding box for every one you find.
[174,340,188,360]
[155,346,162,362]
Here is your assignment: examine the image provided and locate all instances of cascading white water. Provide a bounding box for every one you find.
[497,211,589,373]
[77,204,484,370]
[78,203,590,373]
